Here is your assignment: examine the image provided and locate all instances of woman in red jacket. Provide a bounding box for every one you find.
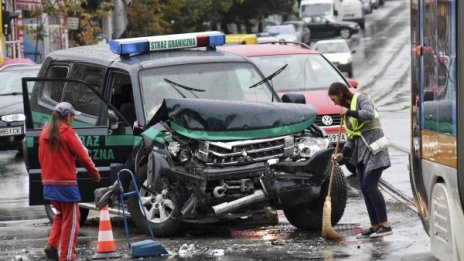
[39,102,101,261]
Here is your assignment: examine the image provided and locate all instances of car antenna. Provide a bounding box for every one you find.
[164,78,205,99]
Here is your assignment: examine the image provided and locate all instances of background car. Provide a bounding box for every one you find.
[0,63,40,154]
[282,20,311,44]
[303,15,360,39]
[313,39,355,77]
[360,0,373,14]
[264,24,298,42]
[225,34,258,45]
[220,42,359,173]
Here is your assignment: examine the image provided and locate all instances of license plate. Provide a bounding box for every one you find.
[344,14,354,17]
[328,133,347,143]
[0,126,23,136]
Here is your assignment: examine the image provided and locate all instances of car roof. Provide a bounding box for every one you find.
[219,43,320,57]
[46,44,248,71]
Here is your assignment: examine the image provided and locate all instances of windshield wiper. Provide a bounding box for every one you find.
[0,92,22,96]
[248,64,288,89]
[164,78,205,99]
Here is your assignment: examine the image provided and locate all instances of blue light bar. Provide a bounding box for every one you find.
[109,31,226,55]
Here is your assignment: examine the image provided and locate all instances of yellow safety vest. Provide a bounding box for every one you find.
[343,93,380,138]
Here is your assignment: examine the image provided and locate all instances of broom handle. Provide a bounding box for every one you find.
[327,118,344,197]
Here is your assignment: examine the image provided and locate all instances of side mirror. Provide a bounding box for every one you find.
[281,93,306,104]
[347,79,359,88]
[108,110,119,130]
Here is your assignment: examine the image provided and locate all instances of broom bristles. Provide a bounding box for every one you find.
[321,196,344,242]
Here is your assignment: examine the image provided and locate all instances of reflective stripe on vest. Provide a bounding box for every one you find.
[343,93,381,138]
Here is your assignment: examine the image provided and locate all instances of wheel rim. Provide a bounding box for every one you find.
[340,29,351,39]
[139,180,175,223]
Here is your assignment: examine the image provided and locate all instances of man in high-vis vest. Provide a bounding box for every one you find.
[328,82,392,238]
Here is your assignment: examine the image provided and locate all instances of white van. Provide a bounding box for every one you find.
[339,0,365,29]
[299,0,364,29]
[299,0,336,20]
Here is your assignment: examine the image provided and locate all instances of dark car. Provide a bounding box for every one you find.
[22,32,346,237]
[0,64,40,152]
[303,15,360,39]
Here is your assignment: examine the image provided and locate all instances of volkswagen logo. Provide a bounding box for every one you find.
[321,115,333,126]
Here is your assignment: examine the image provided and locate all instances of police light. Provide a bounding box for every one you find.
[109,31,226,55]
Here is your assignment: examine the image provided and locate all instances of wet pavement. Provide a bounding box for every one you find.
[0,165,436,260]
[0,0,437,259]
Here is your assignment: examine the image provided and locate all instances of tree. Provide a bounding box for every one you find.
[23,0,113,60]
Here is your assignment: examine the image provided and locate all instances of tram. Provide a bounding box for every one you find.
[410,0,463,259]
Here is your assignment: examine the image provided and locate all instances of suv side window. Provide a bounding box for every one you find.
[44,66,69,101]
[64,64,106,117]
[33,64,107,128]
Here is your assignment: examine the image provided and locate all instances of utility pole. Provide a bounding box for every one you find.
[0,0,5,64]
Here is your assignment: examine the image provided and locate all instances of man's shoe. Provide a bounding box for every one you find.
[370,225,393,238]
[44,246,59,261]
[355,227,377,238]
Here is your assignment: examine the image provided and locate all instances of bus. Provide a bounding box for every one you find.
[410,0,464,260]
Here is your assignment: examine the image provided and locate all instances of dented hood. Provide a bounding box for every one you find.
[147,98,317,140]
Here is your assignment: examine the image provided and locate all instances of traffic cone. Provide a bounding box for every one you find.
[92,205,121,259]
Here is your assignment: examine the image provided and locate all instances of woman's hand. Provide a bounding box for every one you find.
[340,107,348,115]
[332,153,344,163]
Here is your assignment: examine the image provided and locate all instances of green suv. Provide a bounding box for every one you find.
[22,32,347,236]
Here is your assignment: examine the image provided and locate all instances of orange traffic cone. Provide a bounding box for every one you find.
[92,205,121,259]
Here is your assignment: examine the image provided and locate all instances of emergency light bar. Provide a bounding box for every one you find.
[109,31,226,55]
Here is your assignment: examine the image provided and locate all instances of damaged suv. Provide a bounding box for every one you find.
[22,32,347,237]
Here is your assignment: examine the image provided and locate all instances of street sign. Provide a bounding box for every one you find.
[66,17,79,30]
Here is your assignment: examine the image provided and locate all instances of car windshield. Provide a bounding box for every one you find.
[301,4,332,17]
[139,62,275,120]
[0,68,39,95]
[315,42,350,53]
[250,54,345,92]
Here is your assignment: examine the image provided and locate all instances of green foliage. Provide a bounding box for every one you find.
[124,0,295,36]
[25,0,113,46]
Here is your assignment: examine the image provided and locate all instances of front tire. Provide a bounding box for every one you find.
[45,204,89,226]
[127,176,181,237]
[283,164,347,230]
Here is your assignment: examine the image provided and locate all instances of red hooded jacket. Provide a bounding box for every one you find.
[39,123,100,202]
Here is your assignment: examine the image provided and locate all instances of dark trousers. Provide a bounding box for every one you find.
[357,163,388,226]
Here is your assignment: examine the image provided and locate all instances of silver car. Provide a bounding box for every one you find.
[313,39,355,77]
[282,20,311,44]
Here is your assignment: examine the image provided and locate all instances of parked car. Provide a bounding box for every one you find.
[22,32,346,236]
[313,39,355,77]
[360,0,373,14]
[264,24,298,42]
[282,20,311,44]
[340,0,365,29]
[299,0,336,20]
[225,34,258,45]
[303,15,360,39]
[219,42,358,173]
[0,63,40,153]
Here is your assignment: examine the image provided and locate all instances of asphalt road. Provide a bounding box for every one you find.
[0,0,438,260]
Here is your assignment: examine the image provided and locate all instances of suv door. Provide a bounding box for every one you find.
[22,77,134,205]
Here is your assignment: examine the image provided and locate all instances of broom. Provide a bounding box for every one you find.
[321,122,345,242]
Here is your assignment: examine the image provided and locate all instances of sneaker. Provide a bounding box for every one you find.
[355,227,377,238]
[370,225,393,238]
[44,246,59,261]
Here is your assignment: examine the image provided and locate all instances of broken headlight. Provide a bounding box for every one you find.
[295,137,330,158]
